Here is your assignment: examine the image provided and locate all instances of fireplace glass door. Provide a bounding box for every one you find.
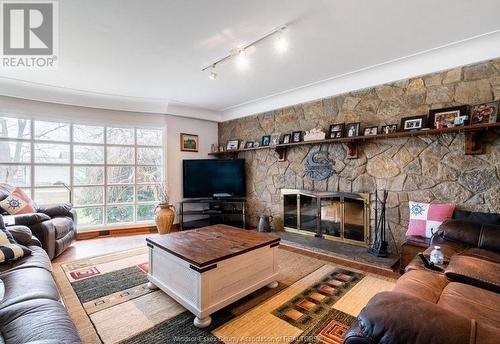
[320,197,341,238]
[343,197,366,242]
[283,194,298,230]
[299,194,318,235]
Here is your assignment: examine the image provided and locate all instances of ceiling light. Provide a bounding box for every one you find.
[236,49,249,70]
[275,28,288,54]
[209,64,217,80]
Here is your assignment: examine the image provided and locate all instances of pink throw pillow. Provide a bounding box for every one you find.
[406,201,455,238]
[0,188,36,215]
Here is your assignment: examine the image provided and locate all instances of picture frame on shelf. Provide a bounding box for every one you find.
[291,131,303,143]
[180,133,199,152]
[363,126,378,136]
[329,123,344,138]
[429,105,469,129]
[471,101,498,125]
[226,139,240,151]
[282,134,291,144]
[244,141,254,149]
[261,135,271,146]
[400,115,427,131]
[381,124,398,134]
[253,141,260,148]
[345,122,360,137]
[270,133,281,146]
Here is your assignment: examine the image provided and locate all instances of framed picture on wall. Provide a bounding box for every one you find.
[429,105,469,128]
[282,134,291,144]
[291,131,303,143]
[345,122,360,137]
[226,139,240,151]
[329,123,344,138]
[400,115,427,131]
[381,124,398,134]
[471,101,499,124]
[180,133,199,152]
[261,135,271,146]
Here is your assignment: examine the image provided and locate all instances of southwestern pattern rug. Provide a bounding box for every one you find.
[53,247,394,344]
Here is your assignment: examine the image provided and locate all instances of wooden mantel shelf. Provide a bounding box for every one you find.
[209,122,500,160]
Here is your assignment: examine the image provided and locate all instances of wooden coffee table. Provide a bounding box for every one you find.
[146,224,280,328]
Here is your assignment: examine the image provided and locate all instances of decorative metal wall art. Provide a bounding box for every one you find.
[304,150,334,181]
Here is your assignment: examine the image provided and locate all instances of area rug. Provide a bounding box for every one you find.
[53,247,331,343]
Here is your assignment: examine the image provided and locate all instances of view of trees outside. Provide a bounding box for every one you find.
[0,116,163,230]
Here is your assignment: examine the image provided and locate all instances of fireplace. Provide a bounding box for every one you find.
[281,189,370,246]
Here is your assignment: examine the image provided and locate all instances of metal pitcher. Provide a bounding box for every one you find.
[256,215,273,232]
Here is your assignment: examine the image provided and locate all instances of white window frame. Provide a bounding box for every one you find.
[0,115,164,232]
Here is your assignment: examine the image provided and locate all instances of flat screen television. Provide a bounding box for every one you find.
[183,159,246,198]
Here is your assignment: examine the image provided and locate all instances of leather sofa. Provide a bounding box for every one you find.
[0,217,82,343]
[344,219,500,344]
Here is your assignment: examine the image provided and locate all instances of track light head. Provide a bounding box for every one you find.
[209,64,217,80]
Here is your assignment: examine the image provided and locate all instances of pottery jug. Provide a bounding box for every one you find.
[256,215,273,232]
[154,203,176,234]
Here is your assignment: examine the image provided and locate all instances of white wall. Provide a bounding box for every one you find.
[0,95,218,224]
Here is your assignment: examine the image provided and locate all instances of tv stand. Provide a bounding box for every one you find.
[180,198,246,231]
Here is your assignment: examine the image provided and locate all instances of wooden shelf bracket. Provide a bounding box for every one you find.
[464,130,485,155]
[346,142,359,159]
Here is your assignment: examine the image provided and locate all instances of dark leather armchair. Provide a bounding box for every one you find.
[10,203,77,260]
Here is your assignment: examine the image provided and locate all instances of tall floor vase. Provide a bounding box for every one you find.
[154,203,176,234]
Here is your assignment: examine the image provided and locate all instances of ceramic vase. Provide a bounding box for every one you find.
[154,203,176,234]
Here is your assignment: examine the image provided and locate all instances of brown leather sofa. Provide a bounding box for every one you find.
[344,219,500,344]
[0,216,82,343]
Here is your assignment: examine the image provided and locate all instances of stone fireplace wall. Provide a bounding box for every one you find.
[218,59,500,247]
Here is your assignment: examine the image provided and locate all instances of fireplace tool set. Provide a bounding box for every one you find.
[368,189,389,257]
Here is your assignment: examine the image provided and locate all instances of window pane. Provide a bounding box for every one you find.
[34,121,70,141]
[137,129,162,146]
[34,187,69,203]
[0,165,30,186]
[0,141,31,162]
[107,185,134,203]
[137,147,162,165]
[76,207,103,227]
[74,145,104,164]
[73,124,104,144]
[107,166,134,184]
[34,165,70,186]
[74,187,104,206]
[137,204,155,221]
[21,188,32,198]
[137,185,158,202]
[107,146,134,164]
[34,143,70,163]
[136,166,162,184]
[0,117,31,139]
[74,166,104,185]
[107,205,133,224]
[107,127,134,145]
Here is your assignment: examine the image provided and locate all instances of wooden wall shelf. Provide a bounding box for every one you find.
[209,122,500,160]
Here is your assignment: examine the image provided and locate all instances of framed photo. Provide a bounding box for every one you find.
[261,135,271,146]
[270,133,281,146]
[226,139,240,151]
[291,131,303,143]
[244,141,254,149]
[401,115,427,131]
[282,134,291,144]
[363,126,378,136]
[381,124,398,134]
[429,105,469,128]
[345,122,360,137]
[253,141,260,148]
[329,123,344,139]
[180,133,199,152]
[471,101,498,125]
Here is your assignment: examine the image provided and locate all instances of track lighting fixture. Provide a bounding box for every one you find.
[203,24,288,80]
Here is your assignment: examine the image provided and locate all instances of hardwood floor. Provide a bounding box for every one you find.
[53,233,152,264]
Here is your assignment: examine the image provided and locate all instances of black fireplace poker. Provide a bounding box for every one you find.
[368,189,389,257]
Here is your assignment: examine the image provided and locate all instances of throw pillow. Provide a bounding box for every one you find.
[406,202,455,238]
[0,188,36,215]
[0,222,32,263]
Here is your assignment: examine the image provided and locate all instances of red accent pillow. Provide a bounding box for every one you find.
[0,188,36,215]
[406,201,455,238]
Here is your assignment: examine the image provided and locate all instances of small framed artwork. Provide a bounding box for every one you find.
[381,124,398,134]
[471,101,498,125]
[291,131,303,143]
[345,122,360,137]
[270,133,280,146]
[244,141,254,149]
[401,115,427,131]
[253,141,260,148]
[282,134,291,144]
[226,139,240,151]
[429,105,469,128]
[363,126,378,136]
[180,133,199,152]
[261,135,271,146]
[329,123,344,139]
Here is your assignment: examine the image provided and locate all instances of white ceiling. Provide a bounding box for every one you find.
[1,0,500,122]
